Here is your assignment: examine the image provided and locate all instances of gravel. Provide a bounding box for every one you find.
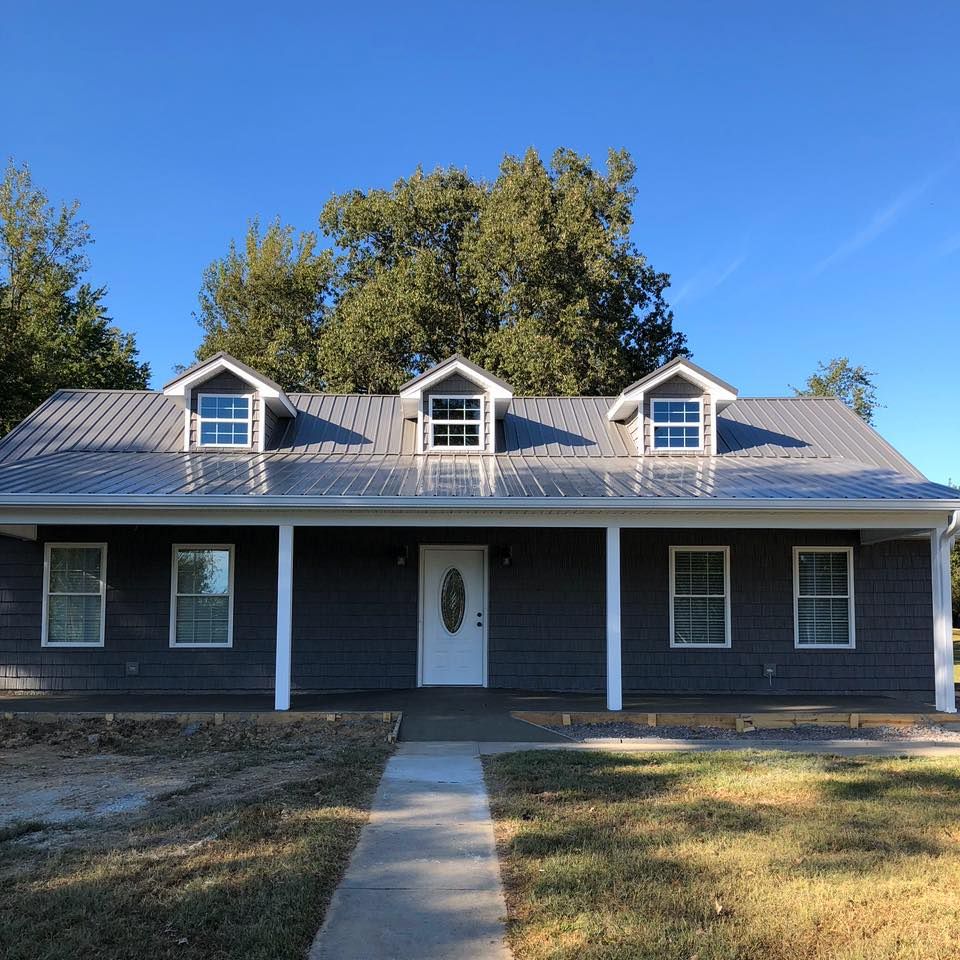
[550,721,960,743]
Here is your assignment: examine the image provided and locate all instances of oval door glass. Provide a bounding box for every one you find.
[440,568,466,633]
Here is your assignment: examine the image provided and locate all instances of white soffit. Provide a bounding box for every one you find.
[608,360,739,422]
[399,357,514,419]
[163,354,297,418]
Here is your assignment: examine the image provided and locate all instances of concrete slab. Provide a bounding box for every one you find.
[309,744,511,960]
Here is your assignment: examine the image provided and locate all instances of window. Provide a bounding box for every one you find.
[170,545,234,647]
[794,547,855,648]
[430,396,483,449]
[197,394,251,447]
[42,544,107,647]
[652,398,702,449]
[669,546,730,647]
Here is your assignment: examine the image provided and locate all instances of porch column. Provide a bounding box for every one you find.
[275,525,295,711]
[932,521,957,714]
[606,525,623,711]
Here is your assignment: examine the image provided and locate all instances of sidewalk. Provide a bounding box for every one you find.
[309,743,511,960]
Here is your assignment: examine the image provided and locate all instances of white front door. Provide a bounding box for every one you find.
[420,547,486,686]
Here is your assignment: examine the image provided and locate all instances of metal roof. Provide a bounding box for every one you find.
[0,387,952,508]
[0,450,953,503]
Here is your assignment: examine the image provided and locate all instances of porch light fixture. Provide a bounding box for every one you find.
[395,545,409,567]
[499,546,513,567]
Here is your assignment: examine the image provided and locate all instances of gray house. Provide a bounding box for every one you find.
[0,352,957,712]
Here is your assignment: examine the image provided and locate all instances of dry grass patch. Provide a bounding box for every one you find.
[485,750,960,960]
[0,715,391,960]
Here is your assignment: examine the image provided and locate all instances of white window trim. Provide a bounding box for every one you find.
[196,393,254,448]
[651,396,704,451]
[669,544,731,648]
[41,542,107,648]
[793,545,856,650]
[169,543,236,648]
[428,394,485,451]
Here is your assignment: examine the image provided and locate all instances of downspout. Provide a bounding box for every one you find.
[944,509,960,546]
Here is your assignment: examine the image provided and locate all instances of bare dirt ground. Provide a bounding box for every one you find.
[0,715,390,857]
[0,715,393,960]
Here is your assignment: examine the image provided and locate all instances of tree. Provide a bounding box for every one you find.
[0,161,149,435]
[316,147,687,393]
[193,218,334,391]
[793,357,880,423]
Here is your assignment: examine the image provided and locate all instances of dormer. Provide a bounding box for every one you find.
[399,355,513,454]
[607,357,738,456]
[163,352,297,453]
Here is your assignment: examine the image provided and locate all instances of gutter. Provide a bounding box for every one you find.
[0,495,959,512]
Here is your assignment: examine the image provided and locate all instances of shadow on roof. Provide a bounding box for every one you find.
[500,414,597,452]
[717,418,810,454]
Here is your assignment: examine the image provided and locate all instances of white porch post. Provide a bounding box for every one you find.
[275,525,295,711]
[932,521,957,714]
[606,525,623,711]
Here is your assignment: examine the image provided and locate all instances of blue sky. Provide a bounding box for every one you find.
[3,1,958,481]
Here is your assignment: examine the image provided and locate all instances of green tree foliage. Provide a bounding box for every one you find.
[317,148,686,394]
[793,357,880,423]
[194,218,334,391]
[0,161,149,435]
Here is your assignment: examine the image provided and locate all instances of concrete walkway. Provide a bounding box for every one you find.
[309,742,511,960]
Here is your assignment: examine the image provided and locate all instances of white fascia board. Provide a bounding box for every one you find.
[163,357,297,417]
[608,361,738,422]
[399,360,513,419]
[1,499,957,532]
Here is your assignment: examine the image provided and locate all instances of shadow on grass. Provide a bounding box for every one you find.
[0,744,390,960]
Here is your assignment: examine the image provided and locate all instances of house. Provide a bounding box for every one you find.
[0,352,957,713]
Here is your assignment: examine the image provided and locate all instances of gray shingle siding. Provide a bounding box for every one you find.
[0,526,277,693]
[0,526,935,697]
[620,530,934,696]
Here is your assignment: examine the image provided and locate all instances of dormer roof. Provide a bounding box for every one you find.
[162,352,297,418]
[607,357,738,422]
[399,354,514,419]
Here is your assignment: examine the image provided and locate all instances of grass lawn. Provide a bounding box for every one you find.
[486,750,960,960]
[0,716,391,960]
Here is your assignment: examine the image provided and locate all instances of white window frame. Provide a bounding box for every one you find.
[196,393,253,448]
[651,396,703,451]
[169,543,236,648]
[41,542,108,648]
[428,394,485,451]
[793,546,856,650]
[669,545,731,648]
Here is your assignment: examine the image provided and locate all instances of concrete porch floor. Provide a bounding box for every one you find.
[0,688,939,742]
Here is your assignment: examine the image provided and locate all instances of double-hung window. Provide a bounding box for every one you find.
[652,398,702,449]
[170,545,235,647]
[794,547,855,648]
[430,396,483,449]
[197,394,251,447]
[669,546,731,647]
[42,544,107,647]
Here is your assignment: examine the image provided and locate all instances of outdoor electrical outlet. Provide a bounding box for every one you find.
[125,661,139,676]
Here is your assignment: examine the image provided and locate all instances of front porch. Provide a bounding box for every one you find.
[1,518,956,713]
[0,687,945,742]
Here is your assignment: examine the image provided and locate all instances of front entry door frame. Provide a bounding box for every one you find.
[418,544,489,687]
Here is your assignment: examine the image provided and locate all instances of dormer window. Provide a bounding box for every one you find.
[430,396,483,449]
[652,398,702,449]
[198,394,251,447]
